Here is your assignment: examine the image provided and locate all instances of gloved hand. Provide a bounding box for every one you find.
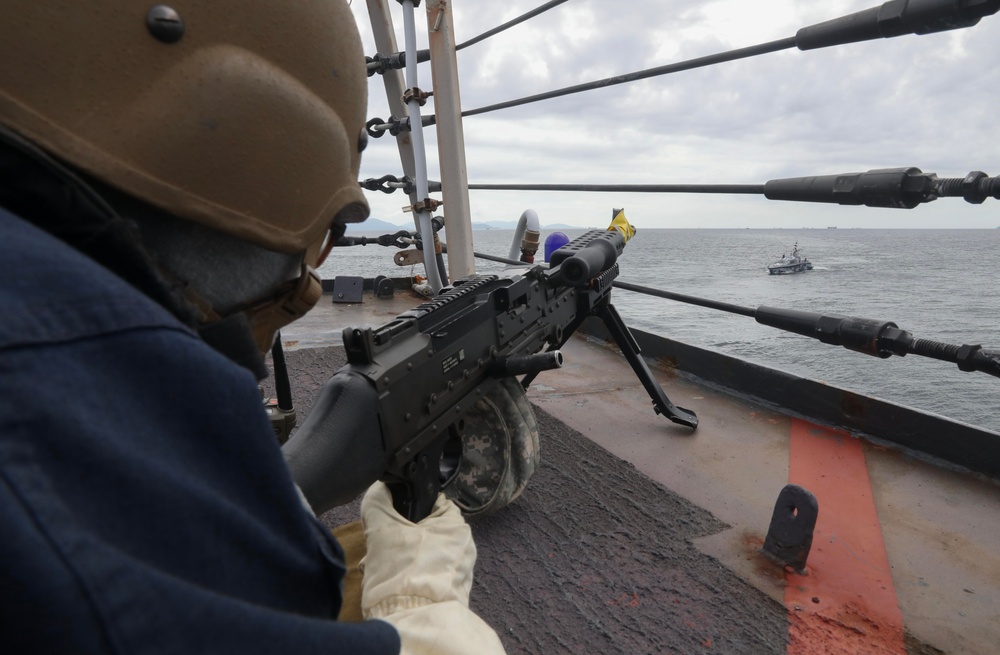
[359,481,506,655]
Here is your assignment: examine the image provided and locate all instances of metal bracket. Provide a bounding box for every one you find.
[394,249,425,267]
[331,276,364,304]
[761,484,819,573]
[374,275,396,299]
[402,86,433,106]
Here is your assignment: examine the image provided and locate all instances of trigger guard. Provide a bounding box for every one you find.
[438,428,463,488]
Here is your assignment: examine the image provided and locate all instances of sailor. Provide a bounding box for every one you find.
[0,2,505,653]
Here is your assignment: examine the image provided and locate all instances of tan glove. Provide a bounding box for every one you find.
[359,482,506,655]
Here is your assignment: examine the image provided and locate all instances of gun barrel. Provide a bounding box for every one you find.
[493,351,564,376]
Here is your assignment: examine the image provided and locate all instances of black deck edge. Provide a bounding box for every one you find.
[578,316,1000,481]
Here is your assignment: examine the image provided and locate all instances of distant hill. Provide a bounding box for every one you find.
[344,218,404,232]
[346,219,583,232]
[470,220,582,230]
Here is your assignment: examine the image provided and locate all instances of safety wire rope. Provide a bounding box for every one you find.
[453,0,572,52]
[367,0,1000,133]
[448,1,1000,120]
[363,1,1000,205]
[461,37,797,118]
[361,0,1000,300]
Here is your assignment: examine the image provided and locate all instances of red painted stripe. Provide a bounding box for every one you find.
[785,419,905,655]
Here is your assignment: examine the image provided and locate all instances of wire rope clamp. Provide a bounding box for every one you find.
[761,484,818,574]
[402,197,443,213]
[402,86,433,106]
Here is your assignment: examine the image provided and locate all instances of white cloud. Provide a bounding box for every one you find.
[351,1,1000,229]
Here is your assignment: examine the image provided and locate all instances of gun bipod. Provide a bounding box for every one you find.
[596,301,698,429]
[518,294,698,430]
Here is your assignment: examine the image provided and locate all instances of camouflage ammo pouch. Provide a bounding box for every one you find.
[445,377,540,516]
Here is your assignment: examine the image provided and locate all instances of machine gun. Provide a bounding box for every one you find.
[282,211,697,521]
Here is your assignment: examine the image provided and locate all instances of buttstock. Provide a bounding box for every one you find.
[282,370,389,515]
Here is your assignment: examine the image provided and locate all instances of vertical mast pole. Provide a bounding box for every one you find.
[425,0,475,279]
[399,0,444,293]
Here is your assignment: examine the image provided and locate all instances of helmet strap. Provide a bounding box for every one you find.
[173,263,321,377]
[238,264,323,355]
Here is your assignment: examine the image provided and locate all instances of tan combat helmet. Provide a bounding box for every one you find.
[0,0,370,255]
[0,1,370,353]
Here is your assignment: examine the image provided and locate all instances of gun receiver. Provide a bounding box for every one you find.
[284,226,697,521]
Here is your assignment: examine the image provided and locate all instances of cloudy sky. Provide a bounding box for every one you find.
[348,1,1000,229]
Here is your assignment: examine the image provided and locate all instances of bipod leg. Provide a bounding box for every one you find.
[597,302,698,429]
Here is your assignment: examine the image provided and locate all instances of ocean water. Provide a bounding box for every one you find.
[320,228,1000,434]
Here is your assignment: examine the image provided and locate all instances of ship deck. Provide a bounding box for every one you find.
[277,287,1000,655]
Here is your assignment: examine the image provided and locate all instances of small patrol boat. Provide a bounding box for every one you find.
[767,242,813,274]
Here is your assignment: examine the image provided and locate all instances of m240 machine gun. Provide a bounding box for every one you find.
[283,211,697,521]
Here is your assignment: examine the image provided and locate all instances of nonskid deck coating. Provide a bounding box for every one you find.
[274,290,1000,653]
[270,345,789,653]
